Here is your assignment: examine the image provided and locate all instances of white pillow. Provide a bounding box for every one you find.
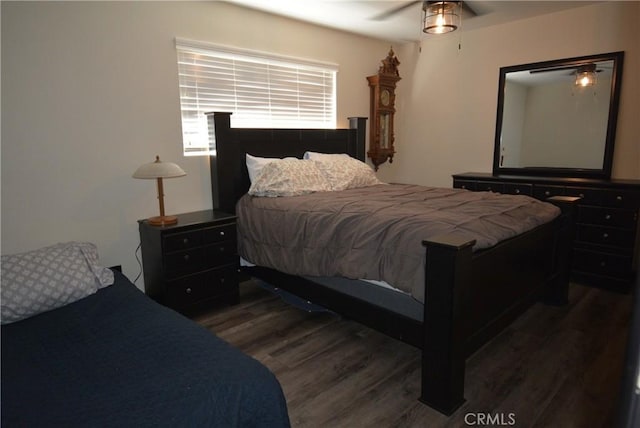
[310,154,383,191]
[248,158,332,197]
[1,242,115,324]
[246,153,276,184]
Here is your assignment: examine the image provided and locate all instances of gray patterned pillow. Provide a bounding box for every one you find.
[1,242,114,324]
[248,158,332,197]
[310,154,383,190]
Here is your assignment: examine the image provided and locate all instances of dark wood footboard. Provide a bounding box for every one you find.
[421,196,578,414]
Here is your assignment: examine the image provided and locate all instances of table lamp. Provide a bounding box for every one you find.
[133,155,186,226]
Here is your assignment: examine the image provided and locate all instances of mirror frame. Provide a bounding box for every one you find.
[492,51,624,179]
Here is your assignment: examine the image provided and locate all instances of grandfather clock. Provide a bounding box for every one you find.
[367,48,401,170]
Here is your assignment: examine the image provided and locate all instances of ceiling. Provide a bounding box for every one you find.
[225,1,599,43]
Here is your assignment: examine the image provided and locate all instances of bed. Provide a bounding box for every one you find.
[208,112,577,415]
[1,242,290,427]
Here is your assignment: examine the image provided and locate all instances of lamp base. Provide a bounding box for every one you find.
[147,215,178,226]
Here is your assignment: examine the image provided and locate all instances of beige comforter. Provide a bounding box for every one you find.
[236,184,560,302]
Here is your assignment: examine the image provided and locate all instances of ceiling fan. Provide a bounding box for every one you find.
[371,1,481,22]
[529,63,611,75]
[530,63,611,87]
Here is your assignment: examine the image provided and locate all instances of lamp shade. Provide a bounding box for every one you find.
[132,155,186,179]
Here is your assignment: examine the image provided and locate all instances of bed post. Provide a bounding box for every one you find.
[545,195,580,305]
[421,234,476,415]
[348,117,367,161]
[207,112,235,213]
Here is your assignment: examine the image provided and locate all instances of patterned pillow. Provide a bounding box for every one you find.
[1,242,114,324]
[311,154,383,191]
[248,158,332,197]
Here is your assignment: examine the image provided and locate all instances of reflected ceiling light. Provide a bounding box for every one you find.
[422,1,461,34]
[575,64,597,87]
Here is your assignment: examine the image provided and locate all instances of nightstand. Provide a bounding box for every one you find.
[138,210,239,313]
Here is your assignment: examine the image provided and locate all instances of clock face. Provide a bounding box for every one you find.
[380,89,390,107]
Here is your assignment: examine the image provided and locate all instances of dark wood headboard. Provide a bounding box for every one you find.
[207,112,367,213]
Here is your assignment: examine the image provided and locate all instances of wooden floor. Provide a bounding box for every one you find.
[193,280,633,428]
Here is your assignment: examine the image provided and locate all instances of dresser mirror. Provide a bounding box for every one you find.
[493,51,624,179]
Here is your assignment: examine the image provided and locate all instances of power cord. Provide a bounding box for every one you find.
[133,242,143,284]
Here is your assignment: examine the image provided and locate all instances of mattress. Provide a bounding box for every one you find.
[236,183,561,303]
[1,270,290,427]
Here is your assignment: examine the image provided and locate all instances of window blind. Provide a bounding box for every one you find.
[176,38,338,155]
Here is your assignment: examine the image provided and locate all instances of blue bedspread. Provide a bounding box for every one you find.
[1,271,290,427]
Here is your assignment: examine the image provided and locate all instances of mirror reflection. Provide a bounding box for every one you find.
[493,52,623,178]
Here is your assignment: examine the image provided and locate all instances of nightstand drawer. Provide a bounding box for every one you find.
[573,249,633,278]
[579,206,636,228]
[164,240,237,276]
[202,224,236,244]
[166,266,238,309]
[577,225,635,248]
[163,230,204,252]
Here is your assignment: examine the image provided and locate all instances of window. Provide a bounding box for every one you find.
[176,38,338,155]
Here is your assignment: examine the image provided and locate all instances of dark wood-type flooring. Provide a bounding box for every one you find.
[194,280,633,428]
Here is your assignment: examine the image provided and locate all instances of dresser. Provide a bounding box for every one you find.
[138,210,239,312]
[452,172,640,292]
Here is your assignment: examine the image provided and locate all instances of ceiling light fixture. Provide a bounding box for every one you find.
[423,1,461,34]
[575,64,597,87]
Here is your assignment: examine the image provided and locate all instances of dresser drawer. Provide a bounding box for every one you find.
[533,185,564,200]
[576,225,635,249]
[476,181,504,193]
[453,179,476,191]
[579,206,637,228]
[165,265,238,309]
[504,183,533,196]
[573,248,633,278]
[565,187,602,206]
[601,189,640,209]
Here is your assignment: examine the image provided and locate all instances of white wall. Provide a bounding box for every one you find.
[1,1,390,285]
[377,1,640,187]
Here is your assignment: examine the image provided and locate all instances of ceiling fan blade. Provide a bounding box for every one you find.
[370,1,420,21]
[461,1,478,17]
[530,65,581,74]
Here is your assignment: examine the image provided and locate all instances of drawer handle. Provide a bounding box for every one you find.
[219,246,225,253]
[220,278,225,284]
[183,254,190,261]
[183,238,189,245]
[602,233,609,239]
[605,214,611,220]
[545,191,551,196]
[461,185,466,189]
[219,231,225,237]
[186,287,192,294]
[515,189,520,194]
[579,193,585,198]
[616,195,623,201]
